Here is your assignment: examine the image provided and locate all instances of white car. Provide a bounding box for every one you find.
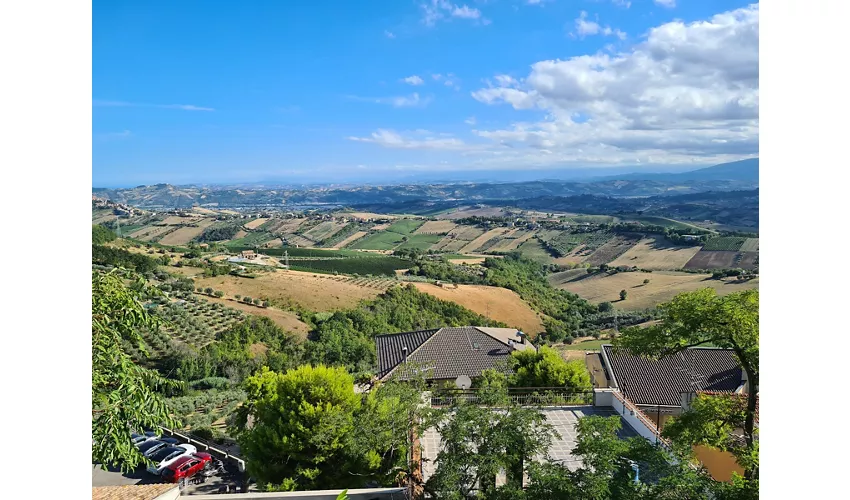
[146,444,198,475]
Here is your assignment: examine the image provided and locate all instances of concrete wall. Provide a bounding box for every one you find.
[183,488,407,500]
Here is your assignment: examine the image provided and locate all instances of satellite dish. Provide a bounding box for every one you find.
[455,375,472,390]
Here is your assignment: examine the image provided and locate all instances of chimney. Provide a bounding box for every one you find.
[738,370,749,394]
[402,346,408,363]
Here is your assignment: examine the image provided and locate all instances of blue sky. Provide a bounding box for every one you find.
[93,1,759,187]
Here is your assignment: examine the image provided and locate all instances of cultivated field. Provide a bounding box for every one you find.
[702,237,747,251]
[740,238,760,252]
[158,219,216,245]
[448,257,486,265]
[460,227,511,253]
[609,238,703,270]
[412,283,546,334]
[683,250,740,270]
[244,218,269,230]
[583,236,641,266]
[346,212,398,220]
[334,231,369,249]
[162,216,203,225]
[129,225,175,241]
[431,225,486,252]
[200,296,310,337]
[302,221,347,242]
[437,206,506,220]
[263,218,306,234]
[415,220,457,235]
[280,234,314,247]
[194,269,384,312]
[552,271,759,311]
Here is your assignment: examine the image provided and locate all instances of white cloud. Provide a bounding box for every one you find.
[612,0,631,8]
[654,0,676,8]
[402,75,425,86]
[574,12,627,40]
[384,30,396,38]
[420,1,487,26]
[465,116,477,125]
[348,129,469,150]
[464,4,759,165]
[349,93,432,108]
[93,100,214,111]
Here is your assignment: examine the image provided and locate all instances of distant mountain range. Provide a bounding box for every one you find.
[93,158,759,209]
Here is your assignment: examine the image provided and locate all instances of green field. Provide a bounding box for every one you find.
[566,215,618,224]
[350,231,407,250]
[702,236,747,251]
[516,238,554,264]
[386,219,425,234]
[225,231,274,247]
[559,339,607,351]
[228,246,363,258]
[289,256,413,276]
[396,233,443,251]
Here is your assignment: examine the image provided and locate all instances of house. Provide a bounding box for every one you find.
[599,344,745,426]
[375,326,535,383]
[240,250,257,260]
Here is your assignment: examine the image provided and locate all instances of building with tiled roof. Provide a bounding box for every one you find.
[376,326,535,382]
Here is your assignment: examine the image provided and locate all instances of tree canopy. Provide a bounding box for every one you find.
[508,346,592,391]
[92,270,179,471]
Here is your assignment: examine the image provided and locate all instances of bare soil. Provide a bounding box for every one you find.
[609,238,702,270]
[412,283,546,334]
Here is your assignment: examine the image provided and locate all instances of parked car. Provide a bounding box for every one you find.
[161,453,214,486]
[146,444,198,475]
[137,440,169,457]
[158,437,180,445]
[131,433,154,446]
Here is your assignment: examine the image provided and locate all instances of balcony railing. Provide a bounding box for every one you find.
[429,387,594,407]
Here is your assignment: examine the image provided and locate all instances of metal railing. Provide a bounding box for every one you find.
[158,426,246,472]
[429,388,594,407]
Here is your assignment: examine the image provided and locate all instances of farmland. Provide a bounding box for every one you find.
[609,238,703,270]
[290,256,413,276]
[740,238,760,252]
[702,236,747,251]
[199,295,310,336]
[244,217,269,230]
[583,235,641,266]
[431,225,486,252]
[684,250,742,270]
[302,221,348,242]
[158,219,215,245]
[460,227,512,253]
[349,218,425,250]
[551,271,759,311]
[151,298,247,349]
[414,220,457,235]
[331,230,368,249]
[395,233,444,251]
[412,283,546,335]
[194,269,385,312]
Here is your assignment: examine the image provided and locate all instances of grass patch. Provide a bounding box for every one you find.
[350,231,406,250]
[396,233,443,251]
[702,236,747,251]
[386,219,425,235]
[559,339,607,351]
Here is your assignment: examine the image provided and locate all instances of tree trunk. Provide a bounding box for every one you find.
[742,366,758,481]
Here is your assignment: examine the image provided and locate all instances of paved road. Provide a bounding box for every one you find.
[92,462,245,495]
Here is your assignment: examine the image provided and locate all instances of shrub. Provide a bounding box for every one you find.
[235,294,242,299]
[262,301,270,308]
[214,290,225,298]
[253,298,261,305]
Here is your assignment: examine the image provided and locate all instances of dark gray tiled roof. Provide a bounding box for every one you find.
[377,327,513,381]
[602,345,743,406]
[376,329,439,379]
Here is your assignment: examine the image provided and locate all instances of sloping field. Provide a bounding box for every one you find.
[194,269,383,312]
[93,213,117,224]
[201,296,310,337]
[740,238,760,252]
[159,219,216,245]
[490,230,535,252]
[432,225,486,252]
[162,216,203,226]
[347,212,398,220]
[415,220,457,235]
[584,236,641,266]
[244,218,269,230]
[683,251,739,270]
[554,271,759,311]
[280,234,314,247]
[303,221,347,242]
[547,269,590,287]
[437,207,506,220]
[460,227,511,253]
[334,231,369,249]
[609,238,703,270]
[129,225,175,241]
[412,283,546,334]
[264,218,306,234]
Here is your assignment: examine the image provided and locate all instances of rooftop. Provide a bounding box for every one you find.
[601,344,743,407]
[376,326,534,381]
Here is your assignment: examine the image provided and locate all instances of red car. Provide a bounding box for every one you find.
[161,452,213,486]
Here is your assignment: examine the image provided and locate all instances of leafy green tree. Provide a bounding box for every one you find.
[235,294,242,299]
[643,279,650,285]
[425,389,557,499]
[598,301,614,313]
[204,287,213,295]
[262,300,270,307]
[214,290,225,298]
[253,298,261,305]
[237,365,361,490]
[619,290,628,301]
[92,271,179,471]
[508,346,591,390]
[616,289,759,482]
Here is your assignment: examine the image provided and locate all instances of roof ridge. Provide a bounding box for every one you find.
[380,327,444,380]
[472,326,513,347]
[375,328,440,339]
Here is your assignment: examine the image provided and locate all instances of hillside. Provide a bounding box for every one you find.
[592,158,759,183]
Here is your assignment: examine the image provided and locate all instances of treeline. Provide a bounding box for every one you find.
[197,224,241,242]
[92,244,163,273]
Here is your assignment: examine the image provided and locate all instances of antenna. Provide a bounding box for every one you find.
[115,217,121,237]
[284,250,289,268]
